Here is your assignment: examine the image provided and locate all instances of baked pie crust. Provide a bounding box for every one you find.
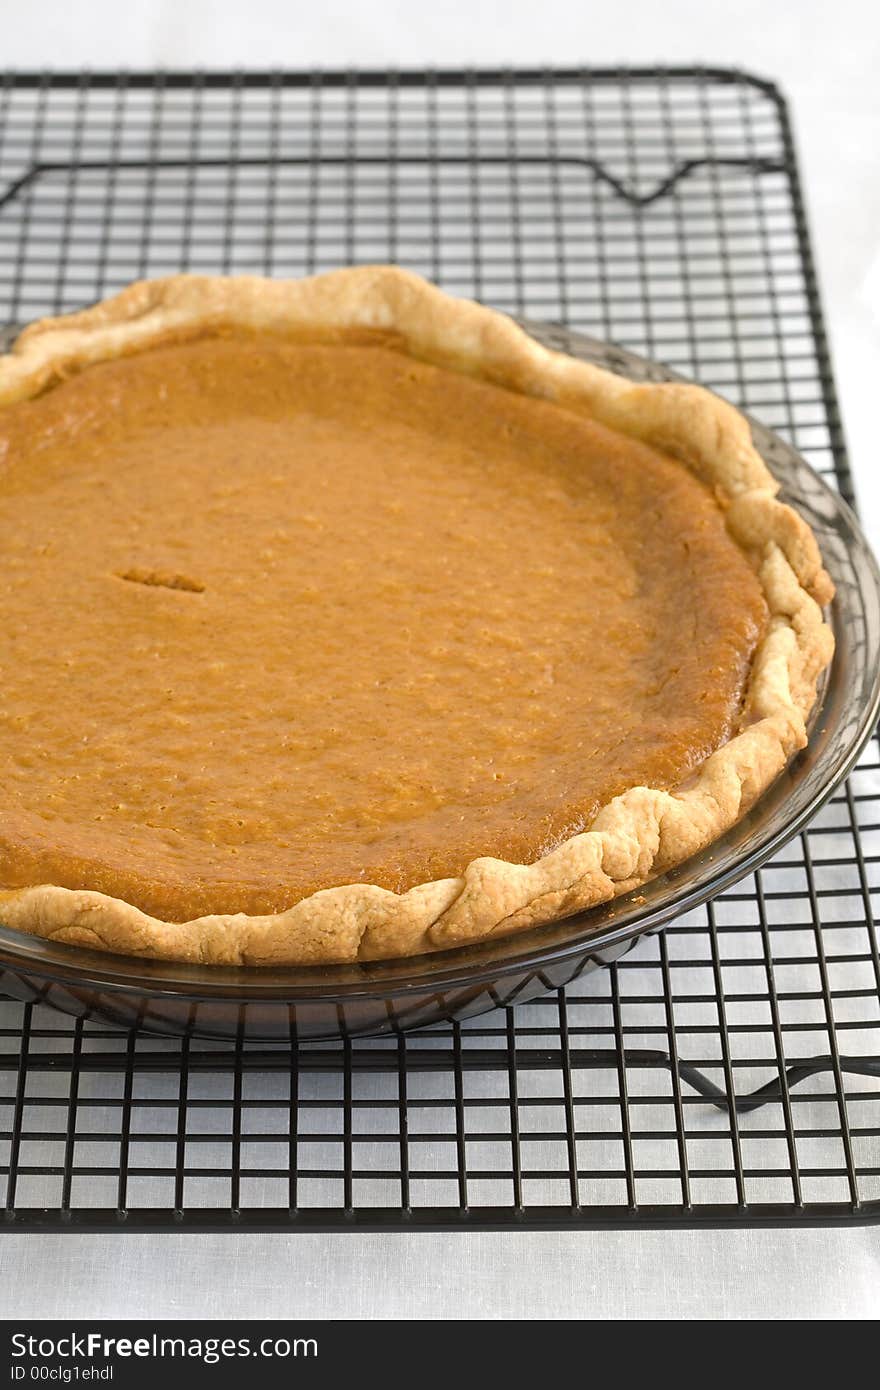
[0,267,834,965]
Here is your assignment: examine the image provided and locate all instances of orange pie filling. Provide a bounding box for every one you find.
[0,331,767,920]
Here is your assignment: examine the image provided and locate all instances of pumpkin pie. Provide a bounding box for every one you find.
[0,268,834,965]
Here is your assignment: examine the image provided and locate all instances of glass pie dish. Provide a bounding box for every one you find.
[0,324,877,1041]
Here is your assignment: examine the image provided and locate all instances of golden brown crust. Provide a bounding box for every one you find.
[0,267,835,965]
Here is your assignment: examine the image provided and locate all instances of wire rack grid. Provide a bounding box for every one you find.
[0,67,877,1231]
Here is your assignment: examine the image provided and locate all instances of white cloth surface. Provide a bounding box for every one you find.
[0,1229,877,1319]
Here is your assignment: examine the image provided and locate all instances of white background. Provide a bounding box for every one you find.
[0,0,879,1320]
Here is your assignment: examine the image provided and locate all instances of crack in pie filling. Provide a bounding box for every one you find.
[0,268,834,965]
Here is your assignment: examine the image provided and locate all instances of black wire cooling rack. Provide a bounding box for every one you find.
[0,68,878,1232]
